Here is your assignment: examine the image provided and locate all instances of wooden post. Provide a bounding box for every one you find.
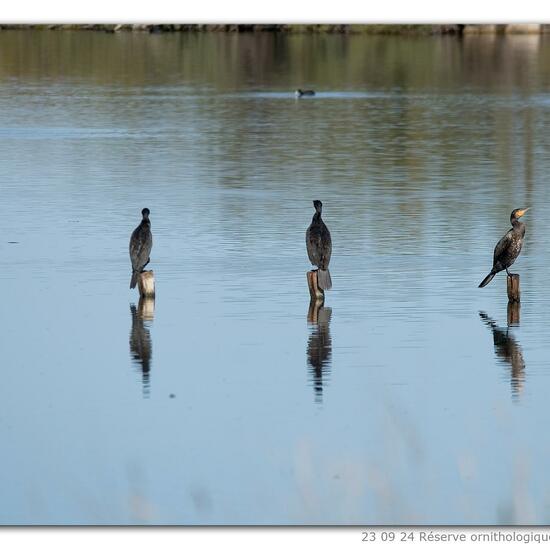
[137,270,155,298]
[307,270,324,303]
[507,274,520,303]
[507,301,520,326]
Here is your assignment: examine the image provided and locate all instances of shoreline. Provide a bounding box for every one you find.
[0,24,547,35]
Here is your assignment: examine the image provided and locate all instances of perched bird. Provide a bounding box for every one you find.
[306,200,332,290]
[478,208,529,288]
[129,208,153,289]
[295,89,315,97]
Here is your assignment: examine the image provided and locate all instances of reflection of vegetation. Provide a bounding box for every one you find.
[0,30,539,257]
[0,30,543,91]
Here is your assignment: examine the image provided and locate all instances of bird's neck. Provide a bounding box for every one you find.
[313,212,322,223]
[511,218,525,235]
[511,218,522,229]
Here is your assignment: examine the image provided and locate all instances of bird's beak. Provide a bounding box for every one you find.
[517,208,530,218]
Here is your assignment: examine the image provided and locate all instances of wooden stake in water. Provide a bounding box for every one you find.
[138,270,155,298]
[307,270,324,304]
[507,273,520,303]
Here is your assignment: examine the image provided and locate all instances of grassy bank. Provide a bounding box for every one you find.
[0,24,546,34]
[0,24,463,34]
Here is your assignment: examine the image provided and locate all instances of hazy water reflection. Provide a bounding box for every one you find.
[2,30,550,524]
[129,298,155,398]
[480,307,526,400]
[306,302,332,404]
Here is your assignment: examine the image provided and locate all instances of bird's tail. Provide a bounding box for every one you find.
[478,270,496,288]
[317,268,332,291]
[130,270,139,289]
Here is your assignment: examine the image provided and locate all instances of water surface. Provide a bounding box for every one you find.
[1,30,550,524]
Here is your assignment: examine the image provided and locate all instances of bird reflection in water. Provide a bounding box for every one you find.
[479,304,525,399]
[307,300,333,404]
[129,297,155,398]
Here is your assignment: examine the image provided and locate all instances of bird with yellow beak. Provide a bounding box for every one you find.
[479,208,529,288]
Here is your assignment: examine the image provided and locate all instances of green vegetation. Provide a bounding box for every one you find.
[0,24,461,34]
[0,23,546,35]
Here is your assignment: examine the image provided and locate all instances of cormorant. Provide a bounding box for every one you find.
[129,208,153,289]
[295,89,315,97]
[478,208,529,288]
[306,200,332,290]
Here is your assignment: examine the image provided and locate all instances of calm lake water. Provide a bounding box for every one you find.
[2,30,550,525]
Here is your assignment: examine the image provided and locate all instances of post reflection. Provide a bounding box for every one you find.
[479,307,525,399]
[307,300,332,404]
[129,297,155,398]
[507,301,520,326]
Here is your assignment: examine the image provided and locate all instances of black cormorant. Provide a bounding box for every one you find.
[306,200,332,290]
[129,208,153,289]
[479,208,529,288]
[295,89,315,97]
